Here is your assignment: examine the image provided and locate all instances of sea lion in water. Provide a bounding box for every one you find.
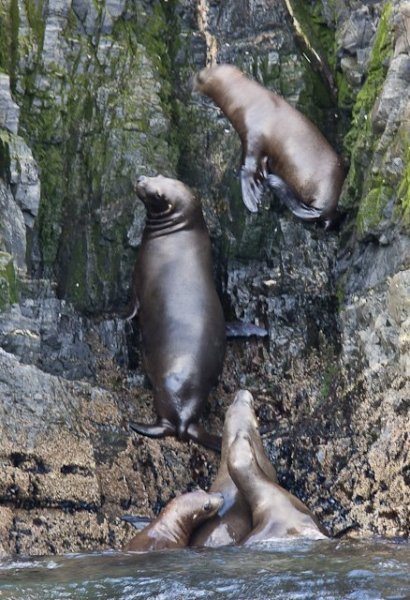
[191,390,277,547]
[124,490,224,552]
[194,64,345,228]
[128,175,226,451]
[228,432,329,543]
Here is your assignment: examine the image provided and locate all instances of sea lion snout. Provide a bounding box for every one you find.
[135,175,148,197]
[207,492,225,513]
[233,389,254,407]
[193,68,206,91]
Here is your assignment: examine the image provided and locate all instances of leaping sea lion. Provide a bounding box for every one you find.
[194,64,345,228]
[190,390,277,547]
[128,175,226,451]
[124,490,224,552]
[228,431,329,543]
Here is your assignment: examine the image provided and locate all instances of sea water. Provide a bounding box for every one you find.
[0,539,409,599]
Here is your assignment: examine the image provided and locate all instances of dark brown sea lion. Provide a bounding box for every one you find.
[190,390,277,547]
[228,432,329,543]
[124,490,224,552]
[128,175,226,451]
[194,64,345,228]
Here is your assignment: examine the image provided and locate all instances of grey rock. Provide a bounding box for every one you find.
[337,6,376,56]
[0,74,19,134]
[72,0,102,35]
[343,234,410,294]
[0,347,85,441]
[7,136,40,228]
[394,0,410,56]
[371,54,410,134]
[0,180,26,270]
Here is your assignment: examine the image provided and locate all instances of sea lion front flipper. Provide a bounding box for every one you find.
[187,423,222,452]
[129,418,176,438]
[240,165,264,213]
[266,174,323,222]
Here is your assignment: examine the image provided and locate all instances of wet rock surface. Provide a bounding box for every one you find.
[0,0,409,555]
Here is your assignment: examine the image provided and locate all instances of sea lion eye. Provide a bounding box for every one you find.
[203,500,212,511]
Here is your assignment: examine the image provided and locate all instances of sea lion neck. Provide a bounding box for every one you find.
[201,71,244,113]
[143,206,205,238]
[143,206,187,237]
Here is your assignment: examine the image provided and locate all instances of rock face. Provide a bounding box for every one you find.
[0,0,409,555]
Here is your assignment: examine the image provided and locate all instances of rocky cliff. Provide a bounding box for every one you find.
[0,0,409,555]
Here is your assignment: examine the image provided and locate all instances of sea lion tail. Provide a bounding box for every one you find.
[186,423,222,452]
[266,174,324,222]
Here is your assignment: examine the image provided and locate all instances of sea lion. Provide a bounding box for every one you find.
[124,490,224,552]
[190,390,277,547]
[194,64,345,228]
[128,175,226,451]
[227,432,329,543]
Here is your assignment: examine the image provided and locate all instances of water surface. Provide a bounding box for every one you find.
[0,539,409,599]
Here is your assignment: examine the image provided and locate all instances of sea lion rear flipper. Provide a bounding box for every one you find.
[129,419,176,438]
[121,514,152,530]
[266,174,323,222]
[187,423,222,452]
[240,167,264,213]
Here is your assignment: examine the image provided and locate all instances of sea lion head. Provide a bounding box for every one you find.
[180,490,224,526]
[220,389,259,459]
[223,389,278,486]
[194,64,243,94]
[136,175,202,231]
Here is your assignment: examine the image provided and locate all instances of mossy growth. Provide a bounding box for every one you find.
[397,143,410,230]
[0,251,18,310]
[335,273,346,309]
[10,0,185,312]
[34,135,65,268]
[355,176,393,236]
[319,361,339,401]
[0,0,19,84]
[23,0,45,60]
[0,130,11,180]
[283,1,338,94]
[341,1,394,223]
[344,2,393,155]
[132,0,181,163]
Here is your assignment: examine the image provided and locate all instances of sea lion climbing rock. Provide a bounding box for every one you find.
[228,432,329,543]
[128,175,226,451]
[194,64,345,228]
[124,490,224,552]
[191,390,277,547]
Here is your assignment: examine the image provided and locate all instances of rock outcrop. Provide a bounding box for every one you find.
[0,0,408,555]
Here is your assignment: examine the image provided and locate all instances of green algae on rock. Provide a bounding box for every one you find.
[340,2,395,236]
[0,251,18,310]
